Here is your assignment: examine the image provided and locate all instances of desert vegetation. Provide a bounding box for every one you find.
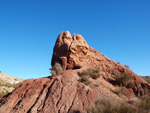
[50,62,63,76]
[146,80,150,83]
[78,68,100,85]
[124,65,129,69]
[113,73,132,87]
[112,73,133,96]
[0,91,9,98]
[90,95,150,113]
[128,95,150,113]
[138,95,150,112]
[141,76,150,83]
[114,86,126,96]
[90,98,136,113]
[0,82,20,98]
[0,82,19,89]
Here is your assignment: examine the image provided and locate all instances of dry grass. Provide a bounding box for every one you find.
[0,90,9,98]
[113,73,131,86]
[141,76,150,83]
[138,95,150,112]
[128,97,140,106]
[128,95,150,113]
[90,96,150,113]
[78,68,100,85]
[90,98,136,113]
[79,75,91,85]
[114,86,126,96]
[50,62,63,76]
[78,68,100,79]
[124,65,129,69]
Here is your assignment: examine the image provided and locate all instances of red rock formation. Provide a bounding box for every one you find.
[51,31,150,97]
[0,31,150,113]
[0,71,121,113]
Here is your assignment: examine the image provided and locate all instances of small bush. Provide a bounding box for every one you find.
[13,85,18,89]
[128,97,140,106]
[0,82,13,88]
[78,68,100,79]
[0,82,2,86]
[5,83,11,88]
[50,62,63,76]
[145,80,150,83]
[128,95,150,113]
[80,76,91,85]
[138,95,150,112]
[114,73,131,86]
[90,99,136,113]
[112,102,136,113]
[78,68,100,85]
[90,99,112,113]
[124,65,129,69]
[126,80,134,88]
[0,90,9,98]
[114,87,126,96]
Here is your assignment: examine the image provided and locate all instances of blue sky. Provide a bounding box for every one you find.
[0,0,150,79]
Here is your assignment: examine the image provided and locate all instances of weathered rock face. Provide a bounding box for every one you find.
[51,31,150,97]
[0,71,121,113]
[0,31,150,113]
[52,31,135,75]
[51,31,89,70]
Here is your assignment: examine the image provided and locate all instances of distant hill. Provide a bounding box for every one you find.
[141,76,150,83]
[0,73,25,98]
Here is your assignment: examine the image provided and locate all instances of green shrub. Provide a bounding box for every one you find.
[78,68,100,79]
[78,68,100,85]
[128,97,140,106]
[0,90,9,98]
[114,73,131,86]
[128,95,150,113]
[80,75,91,85]
[114,87,126,96]
[5,83,11,88]
[0,71,1,73]
[0,82,13,88]
[13,85,18,89]
[112,102,136,113]
[138,95,150,112]
[90,99,112,113]
[90,99,136,113]
[124,65,129,69]
[126,80,134,88]
[145,80,150,83]
[90,95,150,113]
[50,62,63,76]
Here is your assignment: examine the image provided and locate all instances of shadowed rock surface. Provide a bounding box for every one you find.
[0,31,150,113]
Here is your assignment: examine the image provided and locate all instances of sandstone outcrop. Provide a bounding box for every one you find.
[0,71,122,113]
[0,31,150,113]
[52,31,150,97]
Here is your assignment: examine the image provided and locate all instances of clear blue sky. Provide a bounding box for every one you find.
[0,0,150,79]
